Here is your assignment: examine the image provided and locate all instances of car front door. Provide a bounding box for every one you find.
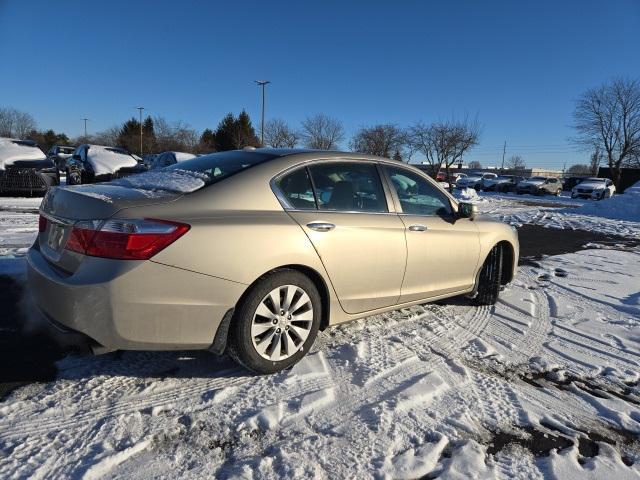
[277,161,407,314]
[383,165,481,302]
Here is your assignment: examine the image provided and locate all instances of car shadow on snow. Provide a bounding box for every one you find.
[0,273,248,401]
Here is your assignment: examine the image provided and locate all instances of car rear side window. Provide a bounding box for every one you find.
[308,162,388,213]
[385,166,453,217]
[276,168,316,210]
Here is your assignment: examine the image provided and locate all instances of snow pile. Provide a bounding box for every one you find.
[86,145,138,176]
[570,180,640,221]
[454,187,479,201]
[111,169,208,193]
[0,138,45,169]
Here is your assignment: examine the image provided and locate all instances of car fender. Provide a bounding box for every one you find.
[472,216,519,284]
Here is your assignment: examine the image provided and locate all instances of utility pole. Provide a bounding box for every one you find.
[254,80,270,146]
[500,141,506,171]
[136,106,145,156]
[82,118,89,140]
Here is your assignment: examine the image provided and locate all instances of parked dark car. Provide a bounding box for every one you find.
[149,151,197,170]
[516,176,562,196]
[46,145,77,171]
[0,138,59,195]
[66,144,147,185]
[562,176,588,192]
[482,175,525,192]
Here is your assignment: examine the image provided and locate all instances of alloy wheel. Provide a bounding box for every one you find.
[251,284,314,361]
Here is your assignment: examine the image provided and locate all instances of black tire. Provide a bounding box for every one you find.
[475,244,504,305]
[227,269,321,374]
[67,169,81,185]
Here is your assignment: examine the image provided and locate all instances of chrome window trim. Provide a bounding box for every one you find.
[381,163,458,217]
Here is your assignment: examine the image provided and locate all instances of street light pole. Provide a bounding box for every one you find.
[82,118,89,140]
[136,106,145,157]
[254,80,270,146]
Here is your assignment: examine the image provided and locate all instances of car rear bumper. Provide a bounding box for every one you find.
[572,191,603,199]
[27,247,246,351]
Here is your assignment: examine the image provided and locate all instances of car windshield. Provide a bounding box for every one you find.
[112,151,278,193]
[582,178,605,183]
[497,176,513,180]
[529,176,546,181]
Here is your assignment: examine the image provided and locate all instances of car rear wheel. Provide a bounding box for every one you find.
[475,244,504,306]
[228,270,321,374]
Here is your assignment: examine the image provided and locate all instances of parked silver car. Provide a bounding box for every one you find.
[516,176,562,195]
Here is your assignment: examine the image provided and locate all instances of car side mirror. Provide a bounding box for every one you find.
[458,202,477,219]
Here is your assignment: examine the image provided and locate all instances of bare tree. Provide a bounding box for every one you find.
[0,107,36,138]
[264,118,299,148]
[589,145,603,175]
[300,114,344,150]
[505,155,526,170]
[572,77,640,188]
[153,116,198,152]
[349,124,407,158]
[408,117,481,191]
[85,125,120,146]
[0,107,16,137]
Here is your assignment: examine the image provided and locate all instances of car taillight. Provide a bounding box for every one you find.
[38,214,48,233]
[65,218,190,260]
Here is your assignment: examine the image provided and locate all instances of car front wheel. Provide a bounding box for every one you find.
[66,169,82,185]
[228,270,321,374]
[475,244,504,305]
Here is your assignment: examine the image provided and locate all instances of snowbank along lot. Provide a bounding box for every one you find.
[0,188,639,479]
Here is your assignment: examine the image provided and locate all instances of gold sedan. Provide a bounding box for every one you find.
[28,149,518,373]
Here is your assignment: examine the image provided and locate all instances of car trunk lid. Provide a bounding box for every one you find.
[38,184,182,273]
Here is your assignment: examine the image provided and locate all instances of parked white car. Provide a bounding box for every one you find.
[571,178,616,200]
[456,172,497,190]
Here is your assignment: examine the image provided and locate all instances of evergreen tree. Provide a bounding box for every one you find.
[392,149,402,162]
[234,110,259,148]
[26,129,70,152]
[213,111,259,151]
[199,128,217,153]
[142,116,156,153]
[214,113,237,151]
[117,117,142,152]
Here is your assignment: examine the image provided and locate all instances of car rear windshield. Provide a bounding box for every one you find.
[529,176,546,181]
[112,151,279,194]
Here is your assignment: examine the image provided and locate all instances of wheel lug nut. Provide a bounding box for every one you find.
[276,328,281,333]
[272,319,278,325]
[287,315,292,320]
[280,310,285,315]
[285,326,289,331]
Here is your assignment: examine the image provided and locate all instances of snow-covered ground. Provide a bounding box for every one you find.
[1,249,639,479]
[0,188,639,479]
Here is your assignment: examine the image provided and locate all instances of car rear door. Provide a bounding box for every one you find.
[382,164,481,303]
[276,161,407,314]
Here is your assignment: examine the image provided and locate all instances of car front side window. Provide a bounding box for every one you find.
[385,166,453,217]
[308,162,388,213]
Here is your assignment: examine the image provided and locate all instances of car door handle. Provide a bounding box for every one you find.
[408,224,427,232]
[306,222,335,232]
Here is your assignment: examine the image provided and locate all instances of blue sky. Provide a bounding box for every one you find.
[1,0,639,168]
